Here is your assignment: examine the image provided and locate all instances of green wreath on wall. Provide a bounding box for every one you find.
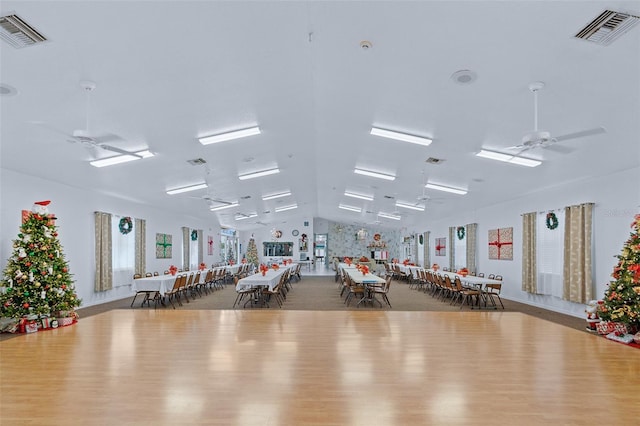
[119,217,133,235]
[456,226,465,240]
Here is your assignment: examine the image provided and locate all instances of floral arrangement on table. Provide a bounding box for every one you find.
[259,264,269,276]
[355,264,369,275]
[359,256,369,263]
[432,263,440,271]
[272,264,280,271]
[282,259,290,265]
[169,265,178,276]
[458,267,469,277]
[198,262,207,271]
[344,257,352,266]
[403,259,410,266]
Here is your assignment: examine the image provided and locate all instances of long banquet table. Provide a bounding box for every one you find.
[235,269,286,292]
[132,274,179,296]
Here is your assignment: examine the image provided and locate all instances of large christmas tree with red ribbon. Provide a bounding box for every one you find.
[599,213,640,327]
[0,201,81,319]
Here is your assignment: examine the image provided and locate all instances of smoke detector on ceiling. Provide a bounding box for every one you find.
[451,69,477,85]
[360,40,372,50]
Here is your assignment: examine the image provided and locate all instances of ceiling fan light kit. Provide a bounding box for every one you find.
[198,126,261,145]
[476,149,542,167]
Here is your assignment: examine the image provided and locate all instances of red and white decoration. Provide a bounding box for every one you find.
[488,227,513,260]
[435,237,446,256]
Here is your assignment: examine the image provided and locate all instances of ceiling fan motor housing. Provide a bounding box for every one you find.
[522,130,553,146]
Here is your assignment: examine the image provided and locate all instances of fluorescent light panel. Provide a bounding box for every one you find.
[238,167,280,180]
[344,191,374,201]
[354,168,396,181]
[339,204,362,213]
[425,183,467,195]
[370,127,432,146]
[378,212,401,220]
[395,201,425,211]
[235,213,258,221]
[476,149,542,167]
[89,150,154,168]
[166,183,208,195]
[210,202,239,212]
[275,204,297,212]
[199,126,261,145]
[262,191,291,201]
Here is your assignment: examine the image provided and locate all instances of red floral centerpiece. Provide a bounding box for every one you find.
[199,262,207,271]
[403,259,410,266]
[359,256,369,262]
[356,264,369,275]
[272,264,280,271]
[259,264,268,276]
[344,257,352,266]
[169,265,178,276]
[458,268,469,277]
[432,263,439,271]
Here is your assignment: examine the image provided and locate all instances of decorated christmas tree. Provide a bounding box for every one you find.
[599,213,640,327]
[246,237,259,267]
[0,201,81,320]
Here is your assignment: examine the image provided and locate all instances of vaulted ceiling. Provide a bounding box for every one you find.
[2,1,639,231]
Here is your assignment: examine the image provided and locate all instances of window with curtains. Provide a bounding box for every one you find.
[190,232,198,270]
[536,210,564,297]
[112,216,135,287]
[454,233,466,270]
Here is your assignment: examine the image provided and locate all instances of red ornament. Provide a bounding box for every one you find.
[25,262,31,267]
[62,267,67,273]
[4,301,10,307]
[62,285,67,290]
[23,303,29,308]
[41,270,47,275]
[53,232,58,237]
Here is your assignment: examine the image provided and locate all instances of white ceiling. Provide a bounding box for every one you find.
[2,1,639,231]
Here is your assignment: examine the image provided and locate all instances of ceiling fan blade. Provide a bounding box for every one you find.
[92,132,125,144]
[544,144,574,154]
[554,126,606,142]
[97,144,143,158]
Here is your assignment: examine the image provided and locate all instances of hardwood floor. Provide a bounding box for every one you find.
[1,309,639,425]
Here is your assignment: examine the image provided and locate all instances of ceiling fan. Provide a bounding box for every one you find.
[39,80,142,158]
[187,166,235,207]
[505,81,606,153]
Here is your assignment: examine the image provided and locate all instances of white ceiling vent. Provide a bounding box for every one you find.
[0,13,47,48]
[575,10,640,45]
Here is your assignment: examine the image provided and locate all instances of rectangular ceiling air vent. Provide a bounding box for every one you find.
[575,10,640,45]
[425,157,445,164]
[0,13,47,48]
[187,158,207,165]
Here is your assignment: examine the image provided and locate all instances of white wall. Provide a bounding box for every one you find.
[1,169,223,308]
[423,166,640,318]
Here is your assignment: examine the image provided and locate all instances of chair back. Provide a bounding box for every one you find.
[495,275,503,281]
[133,273,142,279]
[153,271,159,276]
[170,275,182,290]
[488,274,495,279]
[145,272,153,277]
[477,272,485,278]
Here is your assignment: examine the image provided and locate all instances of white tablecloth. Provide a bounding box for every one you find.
[132,274,179,296]
[346,269,386,285]
[236,269,285,292]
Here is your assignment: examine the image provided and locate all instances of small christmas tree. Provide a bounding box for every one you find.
[0,201,81,320]
[246,238,259,267]
[599,213,640,327]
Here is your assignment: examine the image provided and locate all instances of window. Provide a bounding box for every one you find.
[454,231,466,270]
[112,216,135,287]
[536,210,564,297]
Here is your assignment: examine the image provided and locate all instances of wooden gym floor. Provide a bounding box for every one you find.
[1,309,639,425]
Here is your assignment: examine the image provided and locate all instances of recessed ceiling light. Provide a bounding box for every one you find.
[235,213,258,221]
[377,212,401,220]
[476,149,542,167]
[238,167,280,180]
[89,150,154,168]
[395,201,425,211]
[210,202,239,212]
[451,69,477,85]
[339,204,362,213]
[425,183,467,195]
[275,204,297,212]
[199,126,260,145]
[262,191,291,201]
[354,168,396,181]
[370,127,432,146]
[344,191,374,201]
[166,183,208,195]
